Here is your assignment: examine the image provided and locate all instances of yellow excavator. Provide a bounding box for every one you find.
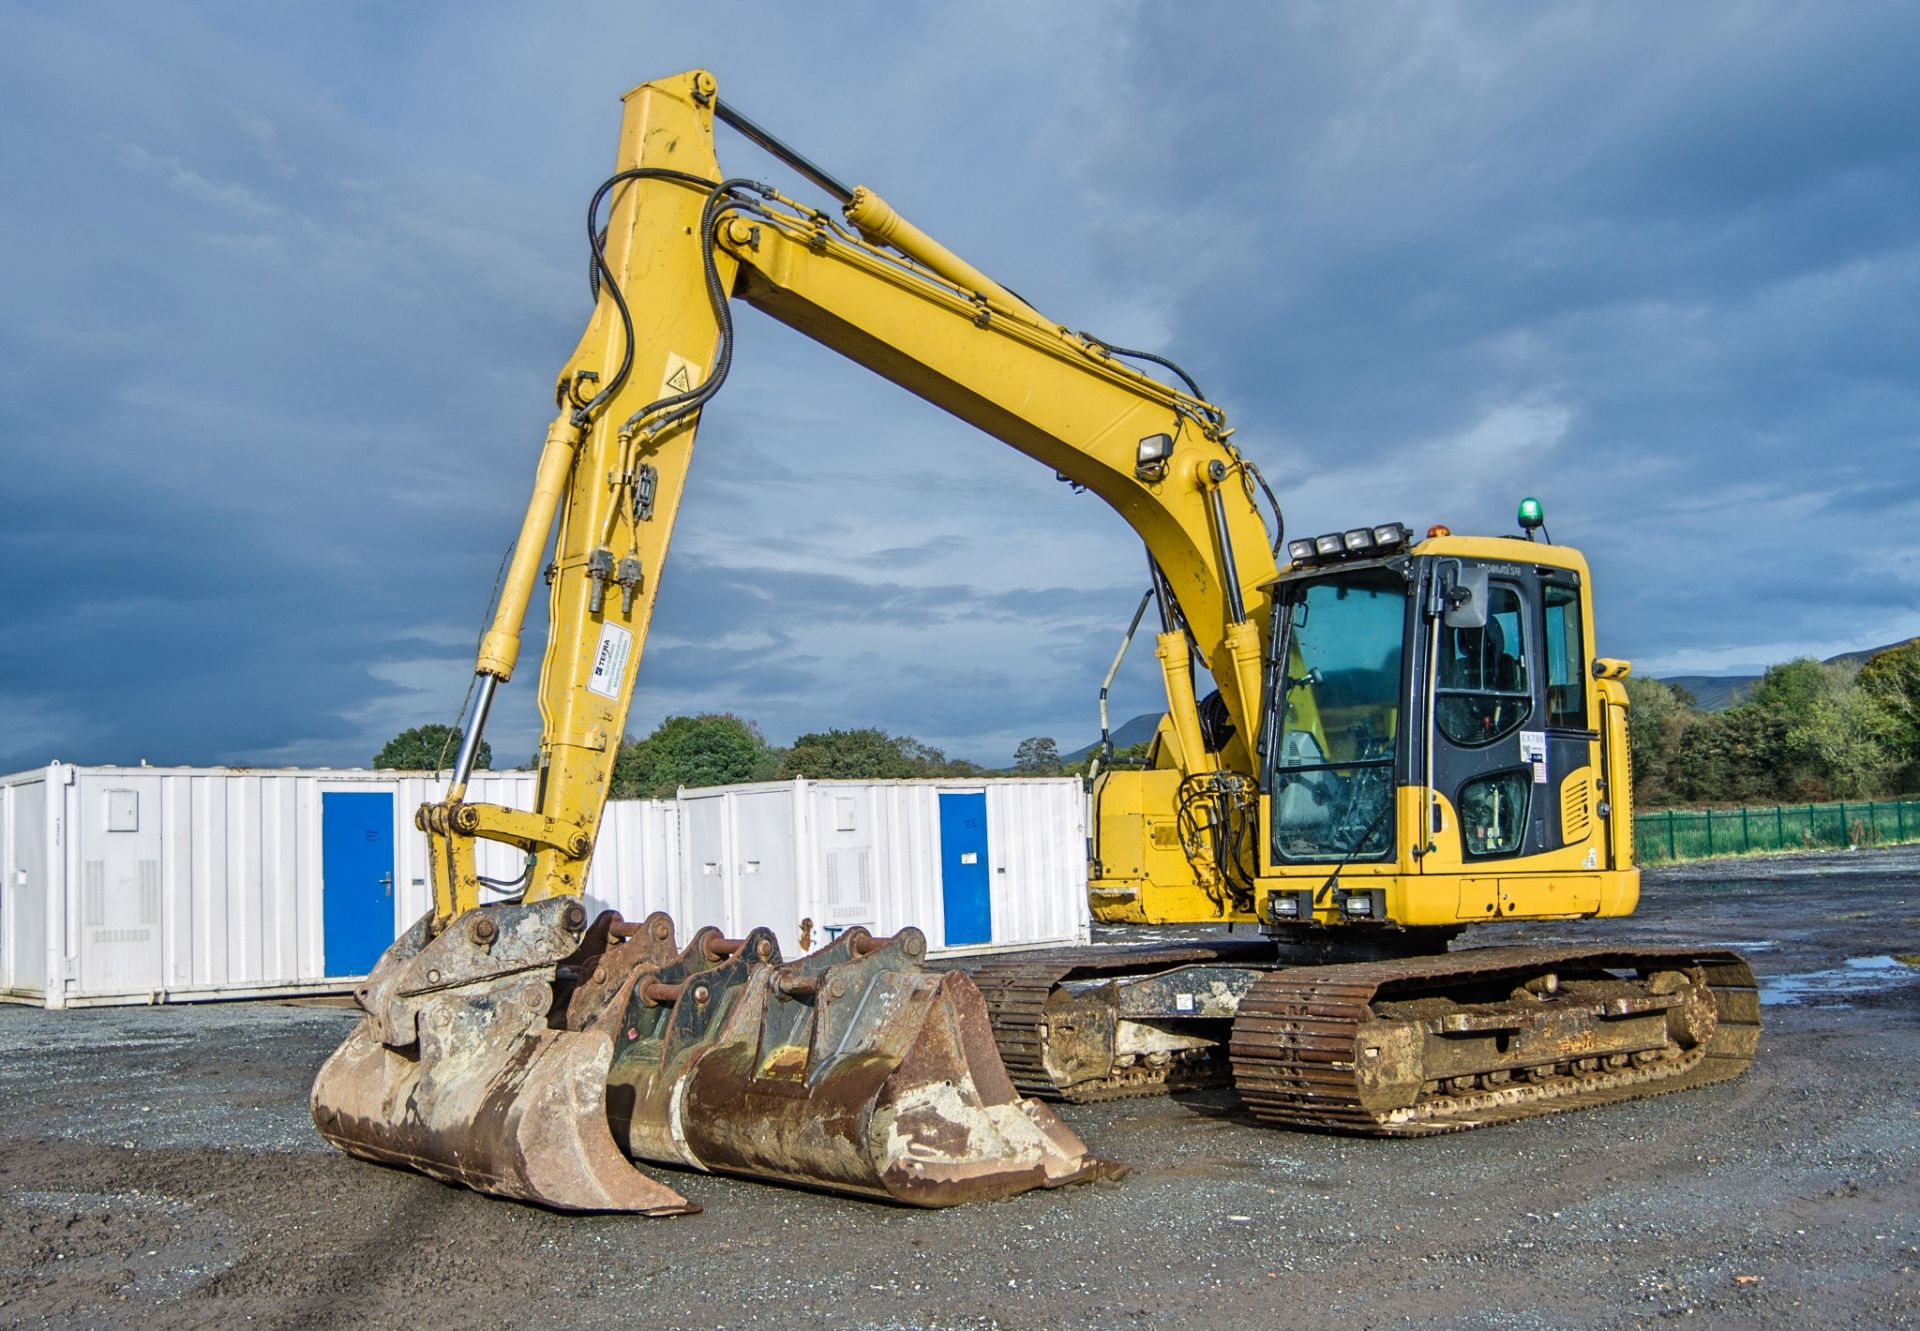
[312,70,1757,1214]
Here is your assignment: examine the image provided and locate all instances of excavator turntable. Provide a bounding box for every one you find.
[311,69,1757,1214]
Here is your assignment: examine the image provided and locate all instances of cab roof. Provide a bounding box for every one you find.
[1261,532,1590,589]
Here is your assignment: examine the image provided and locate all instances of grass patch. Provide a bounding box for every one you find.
[1641,834,1920,867]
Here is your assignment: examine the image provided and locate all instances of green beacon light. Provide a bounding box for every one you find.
[1517,496,1546,540]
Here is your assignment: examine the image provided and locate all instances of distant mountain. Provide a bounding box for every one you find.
[1826,636,1918,669]
[1658,637,1915,713]
[1061,712,1161,766]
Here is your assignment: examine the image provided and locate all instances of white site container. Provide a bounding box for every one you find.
[0,765,1082,1006]
[580,797,686,926]
[0,764,549,1008]
[676,778,1090,961]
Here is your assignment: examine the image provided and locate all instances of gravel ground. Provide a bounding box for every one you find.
[1,846,1916,1330]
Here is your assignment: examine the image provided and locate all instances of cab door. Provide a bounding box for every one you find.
[1429,565,1548,865]
[1426,561,1600,866]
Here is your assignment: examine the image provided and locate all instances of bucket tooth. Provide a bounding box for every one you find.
[310,897,697,1215]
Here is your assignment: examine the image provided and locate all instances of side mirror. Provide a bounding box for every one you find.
[1441,564,1489,629]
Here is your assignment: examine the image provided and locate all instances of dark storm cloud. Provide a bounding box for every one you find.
[3,2,1915,772]
[623,550,1147,759]
[1057,4,1920,675]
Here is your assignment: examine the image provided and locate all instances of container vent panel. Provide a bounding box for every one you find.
[84,861,106,926]
[824,847,872,923]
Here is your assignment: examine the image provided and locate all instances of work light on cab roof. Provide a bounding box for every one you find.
[1285,520,1410,566]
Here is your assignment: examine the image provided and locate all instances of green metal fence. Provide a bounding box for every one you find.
[1634,799,1920,864]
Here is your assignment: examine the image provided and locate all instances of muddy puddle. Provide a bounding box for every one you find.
[1759,954,1920,1006]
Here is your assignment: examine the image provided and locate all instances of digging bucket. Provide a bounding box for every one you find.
[591,920,1122,1206]
[310,897,698,1214]
[312,900,1117,1213]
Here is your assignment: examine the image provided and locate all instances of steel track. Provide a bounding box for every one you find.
[961,942,1759,1132]
[1228,945,1760,1135]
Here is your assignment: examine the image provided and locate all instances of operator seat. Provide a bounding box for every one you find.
[1442,619,1521,694]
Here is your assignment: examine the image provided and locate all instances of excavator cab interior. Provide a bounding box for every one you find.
[1435,588,1530,741]
[1268,565,1404,864]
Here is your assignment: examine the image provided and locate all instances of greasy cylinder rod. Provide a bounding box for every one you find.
[476,414,586,680]
[450,674,498,794]
[449,412,586,796]
[841,188,1049,327]
[1092,590,1155,777]
[713,98,854,204]
[1201,463,1266,754]
[1204,464,1248,626]
[717,91,1048,329]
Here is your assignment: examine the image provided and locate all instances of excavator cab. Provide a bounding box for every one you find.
[1257,523,1639,934]
[1089,516,1640,936]
[1041,518,1756,1130]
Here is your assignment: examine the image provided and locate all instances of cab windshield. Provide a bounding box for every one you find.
[1270,568,1405,863]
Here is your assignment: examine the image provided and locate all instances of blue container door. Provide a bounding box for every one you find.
[938,791,992,947]
[322,791,395,976]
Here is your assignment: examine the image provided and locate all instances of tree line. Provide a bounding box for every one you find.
[605,717,1083,798]
[1623,642,1920,808]
[374,640,1920,810]
[372,716,1073,796]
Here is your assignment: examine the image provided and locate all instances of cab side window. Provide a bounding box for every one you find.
[1544,583,1588,729]
[1435,582,1532,746]
[1459,770,1531,857]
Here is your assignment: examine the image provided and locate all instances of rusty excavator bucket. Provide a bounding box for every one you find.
[311,897,1116,1213]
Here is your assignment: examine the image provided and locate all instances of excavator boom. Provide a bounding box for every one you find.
[418,71,1277,930]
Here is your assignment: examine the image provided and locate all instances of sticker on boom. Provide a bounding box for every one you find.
[587,622,633,698]
[660,352,700,398]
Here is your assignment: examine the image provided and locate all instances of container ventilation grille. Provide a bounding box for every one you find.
[84,862,106,925]
[824,848,872,924]
[140,860,160,924]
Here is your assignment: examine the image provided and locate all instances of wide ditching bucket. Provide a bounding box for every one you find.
[312,897,1115,1213]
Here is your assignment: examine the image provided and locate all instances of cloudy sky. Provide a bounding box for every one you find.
[3,2,1916,773]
